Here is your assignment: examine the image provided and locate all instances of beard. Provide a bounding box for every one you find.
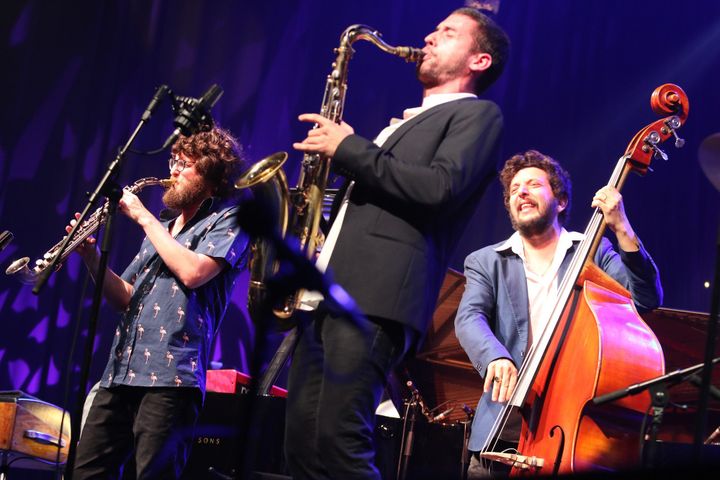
[162,178,210,210]
[416,59,437,88]
[416,54,467,89]
[510,198,558,238]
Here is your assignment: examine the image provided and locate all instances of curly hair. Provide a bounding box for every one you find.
[453,7,510,95]
[499,150,572,225]
[171,126,246,200]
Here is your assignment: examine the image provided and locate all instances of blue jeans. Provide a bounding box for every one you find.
[284,312,412,480]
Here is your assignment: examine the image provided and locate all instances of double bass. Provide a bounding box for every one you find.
[481,84,689,475]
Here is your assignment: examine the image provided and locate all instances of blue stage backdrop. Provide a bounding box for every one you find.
[1,0,719,433]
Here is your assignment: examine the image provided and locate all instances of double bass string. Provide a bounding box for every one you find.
[481,156,630,457]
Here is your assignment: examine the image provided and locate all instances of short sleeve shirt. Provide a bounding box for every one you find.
[99,197,248,393]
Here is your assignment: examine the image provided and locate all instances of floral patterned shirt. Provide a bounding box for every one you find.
[100,197,248,393]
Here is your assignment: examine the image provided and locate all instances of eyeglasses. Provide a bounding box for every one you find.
[168,156,195,172]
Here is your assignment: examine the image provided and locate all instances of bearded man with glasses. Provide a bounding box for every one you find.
[70,127,250,479]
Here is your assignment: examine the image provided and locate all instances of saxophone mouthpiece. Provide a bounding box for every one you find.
[159,178,176,188]
[400,46,424,63]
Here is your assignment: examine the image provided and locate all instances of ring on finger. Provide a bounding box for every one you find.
[493,376,501,383]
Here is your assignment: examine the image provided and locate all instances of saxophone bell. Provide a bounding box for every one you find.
[235,152,292,326]
[5,257,35,285]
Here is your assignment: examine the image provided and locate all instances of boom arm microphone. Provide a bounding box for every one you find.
[141,84,169,122]
[162,84,224,149]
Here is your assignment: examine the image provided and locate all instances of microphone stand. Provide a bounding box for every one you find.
[460,404,475,480]
[593,356,720,468]
[396,379,433,480]
[397,385,419,480]
[694,221,720,459]
[36,86,167,479]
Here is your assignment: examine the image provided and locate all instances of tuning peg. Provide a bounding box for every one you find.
[643,131,669,161]
[672,133,685,149]
[664,116,686,148]
[653,145,669,161]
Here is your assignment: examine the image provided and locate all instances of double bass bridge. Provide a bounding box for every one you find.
[479,451,546,471]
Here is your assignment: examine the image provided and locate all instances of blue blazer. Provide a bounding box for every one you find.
[454,235,663,451]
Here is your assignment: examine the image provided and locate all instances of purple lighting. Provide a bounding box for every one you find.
[8,359,30,389]
[66,254,81,283]
[61,123,77,159]
[0,290,9,312]
[8,59,82,182]
[11,287,39,312]
[28,316,49,343]
[82,131,102,182]
[212,333,222,363]
[27,368,41,393]
[47,356,60,385]
[9,3,31,46]
[1,0,717,426]
[55,191,70,217]
[57,301,71,328]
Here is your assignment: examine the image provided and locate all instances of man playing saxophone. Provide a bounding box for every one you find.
[286,7,510,479]
[70,127,249,479]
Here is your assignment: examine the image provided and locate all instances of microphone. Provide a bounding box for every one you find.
[141,84,169,122]
[162,84,224,149]
[431,407,455,423]
[405,380,433,421]
[0,231,13,252]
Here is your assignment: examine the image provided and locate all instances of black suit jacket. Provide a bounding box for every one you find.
[328,97,503,336]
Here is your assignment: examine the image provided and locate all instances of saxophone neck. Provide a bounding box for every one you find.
[127,176,175,192]
[339,24,423,63]
[325,25,421,123]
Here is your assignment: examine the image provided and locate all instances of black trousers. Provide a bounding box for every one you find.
[284,312,412,480]
[73,385,202,480]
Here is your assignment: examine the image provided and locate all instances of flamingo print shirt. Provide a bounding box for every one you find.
[100,197,248,393]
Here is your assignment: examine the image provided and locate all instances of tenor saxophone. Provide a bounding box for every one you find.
[237,25,422,324]
[6,177,174,284]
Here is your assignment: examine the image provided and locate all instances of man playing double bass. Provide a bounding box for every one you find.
[454,149,663,478]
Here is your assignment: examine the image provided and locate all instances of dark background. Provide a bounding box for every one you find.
[1,0,719,458]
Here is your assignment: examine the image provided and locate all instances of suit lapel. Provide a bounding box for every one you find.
[380,98,472,151]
